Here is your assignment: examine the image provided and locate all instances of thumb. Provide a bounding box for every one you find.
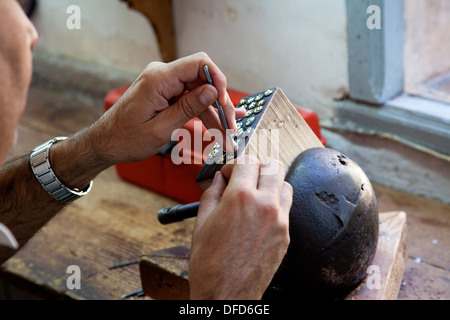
[173,84,217,123]
[150,84,218,147]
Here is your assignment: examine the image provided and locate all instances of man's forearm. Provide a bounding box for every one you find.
[0,128,110,264]
[0,153,66,263]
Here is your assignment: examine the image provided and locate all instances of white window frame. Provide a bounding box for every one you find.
[338,0,450,157]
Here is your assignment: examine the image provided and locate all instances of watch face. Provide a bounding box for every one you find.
[18,0,37,18]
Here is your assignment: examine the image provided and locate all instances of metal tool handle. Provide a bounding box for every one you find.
[157,202,200,225]
[203,65,237,152]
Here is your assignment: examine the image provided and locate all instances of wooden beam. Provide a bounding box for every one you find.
[121,0,177,62]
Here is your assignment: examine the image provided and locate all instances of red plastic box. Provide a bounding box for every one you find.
[104,86,326,203]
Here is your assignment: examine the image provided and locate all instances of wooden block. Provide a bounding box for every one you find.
[346,211,408,300]
[139,244,191,300]
[196,88,324,190]
[139,211,408,300]
[121,0,176,63]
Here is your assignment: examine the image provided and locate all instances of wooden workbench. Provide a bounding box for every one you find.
[0,86,449,300]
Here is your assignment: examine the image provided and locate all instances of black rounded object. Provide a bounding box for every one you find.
[265,148,379,299]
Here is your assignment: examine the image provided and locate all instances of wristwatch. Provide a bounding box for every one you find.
[30,137,93,203]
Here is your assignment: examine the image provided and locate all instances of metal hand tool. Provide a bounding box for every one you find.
[203,65,238,153]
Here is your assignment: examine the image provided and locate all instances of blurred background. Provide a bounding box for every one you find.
[31,0,348,120]
[27,0,449,202]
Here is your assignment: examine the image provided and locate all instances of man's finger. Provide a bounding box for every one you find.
[221,155,260,192]
[220,91,237,133]
[257,160,285,200]
[170,52,228,107]
[279,181,294,225]
[196,171,227,230]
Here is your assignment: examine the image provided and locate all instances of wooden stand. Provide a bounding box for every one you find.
[139,211,407,300]
[121,0,176,62]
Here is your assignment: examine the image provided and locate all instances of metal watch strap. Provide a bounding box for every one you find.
[30,137,93,203]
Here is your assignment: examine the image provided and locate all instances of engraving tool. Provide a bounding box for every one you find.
[202,65,238,153]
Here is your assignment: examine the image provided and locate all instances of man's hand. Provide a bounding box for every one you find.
[0,52,245,264]
[88,52,244,166]
[189,156,293,300]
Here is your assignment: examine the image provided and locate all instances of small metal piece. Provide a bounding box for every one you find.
[209,148,218,158]
[208,143,221,158]
[219,153,226,164]
[108,259,139,270]
[245,109,254,117]
[264,89,274,96]
[180,271,189,277]
[253,105,264,115]
[122,289,145,299]
[246,116,256,126]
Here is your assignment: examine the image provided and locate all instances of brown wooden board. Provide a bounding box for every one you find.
[346,211,407,300]
[121,0,176,63]
[139,245,191,300]
[140,211,408,300]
